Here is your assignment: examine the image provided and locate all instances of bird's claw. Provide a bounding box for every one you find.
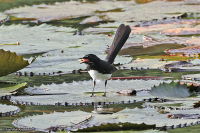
[90,94,95,97]
[102,93,106,97]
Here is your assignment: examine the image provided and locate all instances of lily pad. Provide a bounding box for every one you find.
[19,53,132,73]
[10,90,152,105]
[0,24,132,73]
[5,1,134,22]
[0,104,20,117]
[131,19,200,35]
[0,13,8,24]
[149,81,194,98]
[119,43,186,59]
[24,79,171,95]
[13,110,92,130]
[182,73,200,81]
[0,24,76,54]
[124,58,173,69]
[0,49,34,77]
[114,107,200,127]
[5,1,200,23]
[10,79,172,105]
[0,82,27,98]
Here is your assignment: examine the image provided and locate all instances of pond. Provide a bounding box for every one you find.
[1,0,200,132]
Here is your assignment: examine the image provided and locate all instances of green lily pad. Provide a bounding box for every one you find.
[119,44,186,58]
[0,49,34,77]
[0,82,27,98]
[149,81,194,98]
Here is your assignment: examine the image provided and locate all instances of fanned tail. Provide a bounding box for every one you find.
[105,24,131,64]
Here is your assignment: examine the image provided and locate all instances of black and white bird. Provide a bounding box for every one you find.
[78,24,131,97]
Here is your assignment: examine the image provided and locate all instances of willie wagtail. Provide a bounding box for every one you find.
[78,24,131,97]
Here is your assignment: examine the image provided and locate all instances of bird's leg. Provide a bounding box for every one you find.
[102,80,107,97]
[91,80,96,97]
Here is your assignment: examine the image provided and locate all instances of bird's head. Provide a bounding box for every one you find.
[78,54,100,64]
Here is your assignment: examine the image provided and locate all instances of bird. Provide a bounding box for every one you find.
[78,24,131,97]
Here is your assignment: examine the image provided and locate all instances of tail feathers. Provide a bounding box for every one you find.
[105,24,131,64]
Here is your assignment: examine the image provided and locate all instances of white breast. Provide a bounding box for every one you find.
[88,70,112,81]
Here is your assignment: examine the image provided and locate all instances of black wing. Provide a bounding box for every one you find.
[105,24,131,64]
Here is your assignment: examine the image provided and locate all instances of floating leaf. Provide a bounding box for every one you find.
[114,107,200,127]
[10,80,172,105]
[162,28,200,36]
[182,74,200,81]
[119,44,186,59]
[168,114,200,119]
[0,13,6,20]
[0,82,27,98]
[13,107,200,131]
[124,58,173,69]
[13,110,92,130]
[150,81,194,98]
[166,44,200,55]
[0,24,75,54]
[0,104,19,117]
[24,79,171,95]
[5,1,134,22]
[105,1,200,22]
[0,49,35,77]
[163,61,192,69]
[5,1,200,22]
[131,19,200,35]
[80,16,103,24]
[19,53,131,73]
[0,24,131,73]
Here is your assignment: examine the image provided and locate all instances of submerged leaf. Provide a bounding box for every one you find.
[149,81,194,98]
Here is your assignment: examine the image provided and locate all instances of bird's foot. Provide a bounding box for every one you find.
[102,93,106,97]
[90,94,95,97]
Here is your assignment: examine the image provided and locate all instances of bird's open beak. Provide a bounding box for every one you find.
[78,58,89,63]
